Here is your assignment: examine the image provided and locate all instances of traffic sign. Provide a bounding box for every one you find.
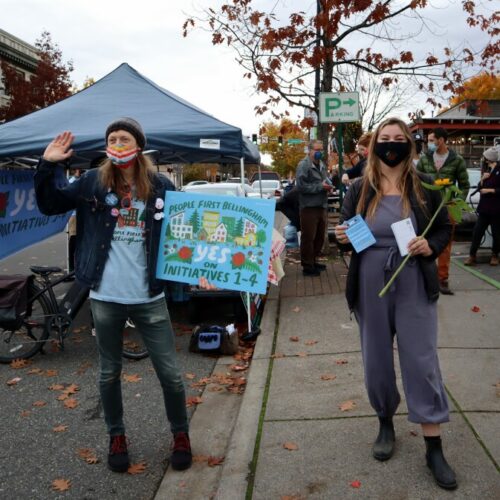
[319,92,360,123]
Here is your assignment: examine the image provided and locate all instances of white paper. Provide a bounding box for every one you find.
[391,218,417,257]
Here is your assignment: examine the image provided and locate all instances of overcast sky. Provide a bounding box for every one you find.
[1,0,493,136]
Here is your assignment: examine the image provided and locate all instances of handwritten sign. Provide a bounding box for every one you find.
[0,170,71,260]
[156,192,276,294]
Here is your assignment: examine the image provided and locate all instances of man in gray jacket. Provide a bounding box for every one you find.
[295,140,333,276]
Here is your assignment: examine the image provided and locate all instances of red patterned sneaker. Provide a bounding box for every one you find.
[170,432,192,471]
[108,434,129,472]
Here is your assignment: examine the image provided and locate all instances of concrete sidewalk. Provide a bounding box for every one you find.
[157,243,500,499]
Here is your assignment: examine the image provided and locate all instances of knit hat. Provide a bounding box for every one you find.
[105,117,146,149]
[483,147,499,162]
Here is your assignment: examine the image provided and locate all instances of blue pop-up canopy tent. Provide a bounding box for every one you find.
[0,62,260,165]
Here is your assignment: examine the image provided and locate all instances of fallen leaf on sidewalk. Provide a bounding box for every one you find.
[32,400,47,407]
[48,384,65,391]
[208,386,224,392]
[320,374,336,381]
[271,352,285,359]
[57,394,69,401]
[44,369,58,377]
[336,359,348,365]
[186,396,203,407]
[52,478,71,492]
[207,455,225,467]
[292,306,301,313]
[123,373,142,383]
[230,364,248,372]
[27,368,43,375]
[63,383,80,395]
[193,454,209,463]
[127,462,147,475]
[471,305,480,313]
[77,448,95,459]
[304,340,318,346]
[85,456,99,464]
[350,480,361,488]
[64,398,78,409]
[339,400,356,412]
[289,336,299,342]
[20,410,30,417]
[10,358,31,369]
[53,425,68,433]
[6,377,22,386]
[283,442,299,451]
[281,496,304,500]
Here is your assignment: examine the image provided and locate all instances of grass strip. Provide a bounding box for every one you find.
[452,259,500,289]
[245,297,281,500]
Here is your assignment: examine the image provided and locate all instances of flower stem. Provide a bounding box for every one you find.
[378,194,448,298]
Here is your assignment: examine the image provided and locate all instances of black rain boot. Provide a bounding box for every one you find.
[372,416,395,461]
[425,436,457,490]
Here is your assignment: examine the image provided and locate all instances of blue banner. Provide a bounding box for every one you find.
[0,170,71,260]
[156,191,276,294]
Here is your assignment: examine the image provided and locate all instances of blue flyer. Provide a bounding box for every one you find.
[156,191,276,294]
[344,214,376,253]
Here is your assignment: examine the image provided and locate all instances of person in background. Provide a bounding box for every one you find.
[412,133,425,167]
[417,127,469,295]
[276,186,301,248]
[34,118,193,474]
[464,147,500,266]
[335,117,456,490]
[295,140,332,276]
[341,132,373,186]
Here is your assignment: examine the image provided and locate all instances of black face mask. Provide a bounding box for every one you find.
[374,141,411,168]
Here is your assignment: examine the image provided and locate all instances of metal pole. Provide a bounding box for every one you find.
[246,292,252,334]
[337,123,344,206]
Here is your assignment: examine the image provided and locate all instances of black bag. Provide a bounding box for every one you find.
[0,275,32,328]
[189,324,238,355]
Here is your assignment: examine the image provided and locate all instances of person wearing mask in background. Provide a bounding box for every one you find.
[417,128,469,295]
[464,147,500,266]
[412,133,425,167]
[341,132,373,186]
[296,140,332,276]
[335,117,456,490]
[34,118,194,474]
[66,168,81,280]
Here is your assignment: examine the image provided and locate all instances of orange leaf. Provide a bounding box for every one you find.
[10,358,31,369]
[52,478,71,492]
[186,396,203,407]
[207,455,225,467]
[339,400,356,412]
[208,386,224,392]
[336,359,348,365]
[63,383,80,394]
[192,454,209,463]
[289,336,299,342]
[127,462,147,475]
[48,384,65,391]
[44,369,58,377]
[53,425,68,433]
[20,410,31,417]
[350,480,361,488]
[271,352,284,359]
[231,377,246,386]
[32,400,47,407]
[6,377,22,386]
[27,368,43,375]
[64,398,78,409]
[230,364,248,372]
[304,340,318,346]
[77,448,95,459]
[123,373,142,383]
[57,394,69,401]
[320,374,336,381]
[471,305,480,313]
[283,442,299,451]
[85,456,99,464]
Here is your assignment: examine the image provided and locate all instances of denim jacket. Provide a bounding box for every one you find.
[34,160,175,296]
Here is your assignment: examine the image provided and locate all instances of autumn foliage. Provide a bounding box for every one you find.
[450,72,500,105]
[0,31,73,122]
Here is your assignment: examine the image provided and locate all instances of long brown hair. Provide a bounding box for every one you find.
[356,117,427,219]
[98,153,156,200]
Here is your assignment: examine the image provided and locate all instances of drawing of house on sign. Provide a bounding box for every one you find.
[170,211,194,240]
[243,218,257,235]
[209,222,228,243]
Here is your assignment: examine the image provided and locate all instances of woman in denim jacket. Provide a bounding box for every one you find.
[34,118,192,473]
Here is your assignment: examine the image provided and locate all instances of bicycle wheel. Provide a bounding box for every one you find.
[0,284,52,363]
[122,318,149,360]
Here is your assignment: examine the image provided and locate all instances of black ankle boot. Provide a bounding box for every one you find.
[372,416,395,461]
[425,436,457,490]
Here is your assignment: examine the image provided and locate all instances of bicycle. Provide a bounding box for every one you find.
[0,266,148,363]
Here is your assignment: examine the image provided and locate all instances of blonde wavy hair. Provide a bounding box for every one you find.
[356,117,427,219]
[98,153,156,200]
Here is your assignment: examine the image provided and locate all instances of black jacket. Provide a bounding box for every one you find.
[276,187,300,230]
[338,173,452,310]
[34,160,176,296]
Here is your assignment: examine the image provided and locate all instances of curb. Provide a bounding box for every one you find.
[214,284,280,500]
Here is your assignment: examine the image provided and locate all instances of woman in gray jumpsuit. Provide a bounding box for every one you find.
[335,118,456,490]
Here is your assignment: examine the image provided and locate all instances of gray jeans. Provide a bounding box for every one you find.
[90,298,188,436]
